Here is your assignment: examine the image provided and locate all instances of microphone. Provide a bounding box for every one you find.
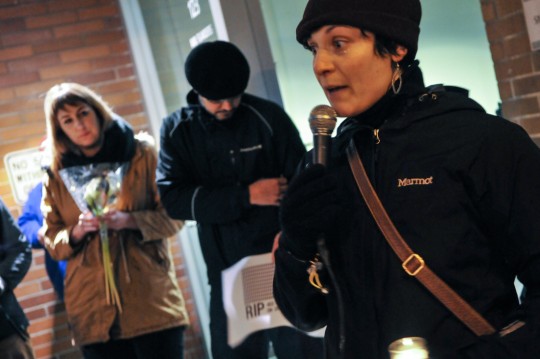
[309,105,337,166]
[308,104,345,355]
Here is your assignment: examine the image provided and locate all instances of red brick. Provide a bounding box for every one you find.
[70,69,116,84]
[23,109,47,124]
[106,91,142,107]
[1,29,53,47]
[85,30,125,46]
[31,330,54,346]
[533,51,540,71]
[0,18,26,33]
[0,63,6,75]
[513,74,540,96]
[0,97,42,115]
[0,3,48,20]
[46,0,98,12]
[489,41,505,61]
[8,53,61,72]
[92,54,131,69]
[26,307,47,321]
[32,37,84,55]
[60,45,110,63]
[117,66,135,78]
[502,33,531,58]
[0,88,15,101]
[497,80,513,100]
[495,0,523,17]
[0,123,46,142]
[104,17,123,30]
[109,41,129,55]
[15,79,59,98]
[518,115,540,135]
[53,20,105,39]
[19,292,57,310]
[78,4,119,20]
[0,71,40,88]
[481,1,496,22]
[494,55,533,80]
[114,103,144,117]
[25,11,78,29]
[39,61,93,80]
[485,13,526,41]
[0,45,33,61]
[97,79,138,94]
[502,97,539,119]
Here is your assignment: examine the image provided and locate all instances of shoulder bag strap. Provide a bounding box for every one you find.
[346,139,496,336]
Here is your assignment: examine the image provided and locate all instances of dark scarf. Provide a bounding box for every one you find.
[60,115,136,168]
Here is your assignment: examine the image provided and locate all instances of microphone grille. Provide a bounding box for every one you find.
[309,104,337,136]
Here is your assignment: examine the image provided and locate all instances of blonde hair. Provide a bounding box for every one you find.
[44,83,115,171]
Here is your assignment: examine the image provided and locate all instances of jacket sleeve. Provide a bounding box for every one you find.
[268,105,307,180]
[0,197,32,294]
[129,139,183,241]
[463,121,540,356]
[156,114,251,224]
[42,174,78,261]
[17,183,44,249]
[119,133,183,241]
[273,245,328,332]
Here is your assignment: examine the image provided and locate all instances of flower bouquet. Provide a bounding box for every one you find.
[59,162,127,313]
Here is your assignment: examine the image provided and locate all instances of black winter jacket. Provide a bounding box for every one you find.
[157,92,306,280]
[274,64,540,358]
[0,197,32,341]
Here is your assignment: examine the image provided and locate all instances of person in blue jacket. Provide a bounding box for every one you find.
[18,182,66,300]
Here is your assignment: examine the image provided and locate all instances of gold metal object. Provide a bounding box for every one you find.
[402,253,425,276]
[307,257,329,294]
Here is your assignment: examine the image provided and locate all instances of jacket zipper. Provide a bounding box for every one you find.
[373,129,381,145]
[372,128,381,187]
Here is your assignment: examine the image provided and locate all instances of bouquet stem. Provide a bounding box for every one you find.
[99,220,122,313]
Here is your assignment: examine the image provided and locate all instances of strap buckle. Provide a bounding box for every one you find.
[402,253,425,276]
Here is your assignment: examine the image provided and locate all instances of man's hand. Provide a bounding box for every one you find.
[249,177,288,206]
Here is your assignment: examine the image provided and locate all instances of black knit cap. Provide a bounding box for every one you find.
[296,0,422,63]
[184,41,250,100]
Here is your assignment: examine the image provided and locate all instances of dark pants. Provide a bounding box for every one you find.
[0,333,35,359]
[209,278,324,359]
[81,326,185,359]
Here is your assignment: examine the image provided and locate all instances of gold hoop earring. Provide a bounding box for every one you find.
[391,62,403,95]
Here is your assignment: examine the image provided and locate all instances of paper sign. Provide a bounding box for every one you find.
[4,147,43,205]
[523,0,540,51]
[222,252,324,347]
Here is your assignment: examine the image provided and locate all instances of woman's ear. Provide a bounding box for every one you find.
[391,45,409,63]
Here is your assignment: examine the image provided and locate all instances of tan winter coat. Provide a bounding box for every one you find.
[42,136,189,346]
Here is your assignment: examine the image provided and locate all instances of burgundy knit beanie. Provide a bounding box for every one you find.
[296,0,422,63]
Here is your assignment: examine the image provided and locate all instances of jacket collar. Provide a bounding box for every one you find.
[335,61,485,150]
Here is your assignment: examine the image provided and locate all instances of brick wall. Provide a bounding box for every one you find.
[0,1,206,358]
[481,0,540,145]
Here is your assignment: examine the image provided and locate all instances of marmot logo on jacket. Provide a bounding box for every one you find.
[398,176,434,187]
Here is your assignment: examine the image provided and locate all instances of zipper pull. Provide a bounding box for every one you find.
[373,129,381,144]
